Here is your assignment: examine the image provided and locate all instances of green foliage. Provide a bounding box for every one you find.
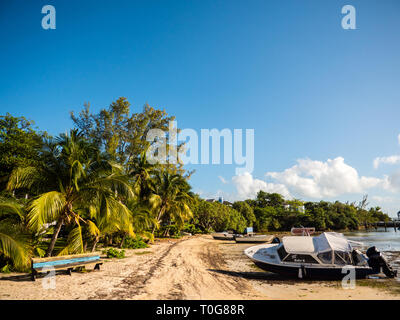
[70,98,178,169]
[192,200,246,233]
[247,192,391,232]
[103,248,125,259]
[122,236,149,249]
[0,113,45,191]
[232,201,256,227]
[182,223,203,234]
[0,102,394,272]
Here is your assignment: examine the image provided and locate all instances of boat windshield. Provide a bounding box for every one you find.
[317,251,333,264]
[277,244,288,260]
[334,251,352,265]
[283,254,319,264]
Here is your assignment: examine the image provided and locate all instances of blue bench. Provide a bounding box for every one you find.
[31,252,103,281]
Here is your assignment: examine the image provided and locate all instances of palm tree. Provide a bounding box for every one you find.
[148,171,194,235]
[0,198,32,271]
[7,130,134,256]
[129,149,154,200]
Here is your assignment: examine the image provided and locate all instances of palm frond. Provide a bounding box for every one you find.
[0,199,25,222]
[0,225,31,270]
[27,191,66,231]
[6,166,42,191]
[57,225,84,255]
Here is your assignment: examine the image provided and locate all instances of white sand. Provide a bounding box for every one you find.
[0,235,399,300]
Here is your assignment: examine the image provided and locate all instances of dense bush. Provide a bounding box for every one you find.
[192,200,247,233]
[103,248,125,259]
[122,236,149,249]
[189,192,392,233]
[182,223,203,234]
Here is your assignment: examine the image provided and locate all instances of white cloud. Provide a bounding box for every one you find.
[373,155,400,169]
[218,176,228,184]
[232,172,291,200]
[372,195,396,203]
[266,157,382,198]
[382,171,400,192]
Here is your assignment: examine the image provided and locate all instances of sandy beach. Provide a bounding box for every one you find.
[1,235,399,300]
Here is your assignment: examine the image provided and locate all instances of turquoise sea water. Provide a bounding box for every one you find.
[344,229,400,275]
[344,228,400,252]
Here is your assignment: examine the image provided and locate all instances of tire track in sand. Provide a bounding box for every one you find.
[92,235,263,300]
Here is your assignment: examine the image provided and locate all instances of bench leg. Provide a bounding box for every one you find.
[94,263,101,271]
[31,270,36,281]
[67,268,73,276]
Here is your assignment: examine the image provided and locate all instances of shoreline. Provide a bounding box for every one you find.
[0,235,399,300]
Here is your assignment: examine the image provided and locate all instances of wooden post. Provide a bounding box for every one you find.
[384,221,387,232]
[394,221,397,233]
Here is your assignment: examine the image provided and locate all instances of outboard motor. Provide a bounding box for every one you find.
[366,246,397,278]
[272,237,281,244]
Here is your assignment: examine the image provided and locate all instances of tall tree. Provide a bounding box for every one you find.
[0,113,44,190]
[7,130,134,256]
[70,98,180,171]
[148,171,194,234]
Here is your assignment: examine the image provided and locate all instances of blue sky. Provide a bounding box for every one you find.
[1,0,400,216]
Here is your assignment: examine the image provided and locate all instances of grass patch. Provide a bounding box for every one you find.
[103,248,126,259]
[356,279,400,295]
[133,251,153,255]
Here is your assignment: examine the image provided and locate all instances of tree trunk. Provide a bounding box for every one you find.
[92,236,99,252]
[119,233,126,249]
[152,207,165,235]
[46,219,63,257]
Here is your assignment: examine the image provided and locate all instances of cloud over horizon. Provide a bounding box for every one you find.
[373,155,400,169]
[227,157,391,202]
[232,172,291,200]
[265,157,383,198]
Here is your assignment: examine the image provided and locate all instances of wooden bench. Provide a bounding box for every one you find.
[31,252,103,281]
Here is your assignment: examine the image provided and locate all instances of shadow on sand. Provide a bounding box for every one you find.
[0,270,77,282]
[207,269,336,284]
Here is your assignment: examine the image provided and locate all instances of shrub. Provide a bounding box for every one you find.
[103,248,125,259]
[183,223,203,234]
[122,236,149,249]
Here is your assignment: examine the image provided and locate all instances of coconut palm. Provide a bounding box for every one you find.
[129,149,154,200]
[0,198,32,271]
[7,130,134,256]
[148,171,194,235]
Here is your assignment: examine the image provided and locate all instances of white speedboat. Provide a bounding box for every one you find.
[244,232,397,279]
[212,231,235,240]
[234,234,275,243]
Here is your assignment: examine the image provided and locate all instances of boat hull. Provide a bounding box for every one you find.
[212,233,235,240]
[252,260,374,280]
[235,235,274,243]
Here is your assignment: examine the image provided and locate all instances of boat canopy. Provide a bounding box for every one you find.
[282,232,353,254]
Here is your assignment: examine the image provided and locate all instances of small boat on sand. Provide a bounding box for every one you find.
[212,231,235,240]
[291,227,315,236]
[244,232,397,279]
[234,234,275,243]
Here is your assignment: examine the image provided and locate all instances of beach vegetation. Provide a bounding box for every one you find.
[0,100,392,271]
[103,247,125,259]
